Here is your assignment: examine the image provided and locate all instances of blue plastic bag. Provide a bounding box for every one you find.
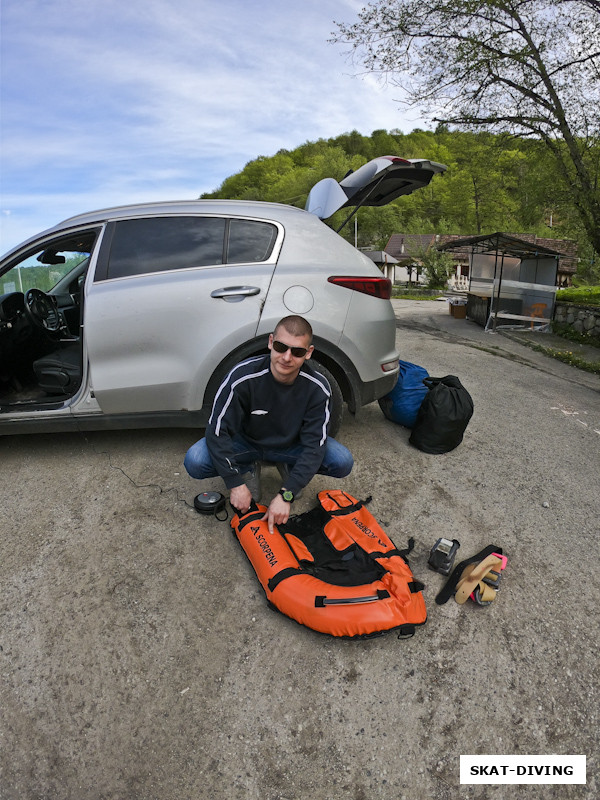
[378,360,430,428]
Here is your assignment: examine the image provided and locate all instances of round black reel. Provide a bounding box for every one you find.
[194,491,227,519]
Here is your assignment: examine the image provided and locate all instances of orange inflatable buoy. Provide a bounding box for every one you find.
[231,490,427,639]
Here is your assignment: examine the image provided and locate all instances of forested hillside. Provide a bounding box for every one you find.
[201,127,598,280]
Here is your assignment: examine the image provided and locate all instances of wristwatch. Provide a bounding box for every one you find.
[279,488,295,504]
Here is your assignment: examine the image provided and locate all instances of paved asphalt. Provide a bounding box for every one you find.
[1,299,598,799]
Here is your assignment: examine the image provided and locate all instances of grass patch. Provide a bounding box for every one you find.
[392,292,444,300]
[391,286,445,300]
[551,322,600,349]
[529,344,600,375]
[556,286,600,305]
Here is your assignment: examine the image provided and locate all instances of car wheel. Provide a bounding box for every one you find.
[312,361,343,438]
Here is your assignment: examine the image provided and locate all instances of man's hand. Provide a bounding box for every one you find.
[262,493,291,534]
[230,484,253,515]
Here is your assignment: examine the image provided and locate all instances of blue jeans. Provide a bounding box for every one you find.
[184,434,353,481]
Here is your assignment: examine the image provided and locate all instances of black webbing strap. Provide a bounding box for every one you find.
[371,547,405,560]
[435,544,503,605]
[234,507,266,532]
[322,493,373,516]
[372,537,415,563]
[397,625,416,639]
[267,567,305,593]
[399,536,415,560]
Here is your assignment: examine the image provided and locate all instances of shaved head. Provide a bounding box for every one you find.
[274,315,313,343]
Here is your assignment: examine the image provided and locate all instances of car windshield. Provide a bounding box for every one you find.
[0,234,96,296]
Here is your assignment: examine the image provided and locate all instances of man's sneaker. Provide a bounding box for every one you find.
[244,462,262,503]
[276,462,302,500]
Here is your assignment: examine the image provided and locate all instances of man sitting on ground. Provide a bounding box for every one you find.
[184,315,353,532]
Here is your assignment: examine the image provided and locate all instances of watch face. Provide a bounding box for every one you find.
[282,490,294,502]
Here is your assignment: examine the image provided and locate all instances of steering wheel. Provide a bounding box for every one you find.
[23,288,62,333]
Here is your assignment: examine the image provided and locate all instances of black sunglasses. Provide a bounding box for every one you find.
[272,339,309,358]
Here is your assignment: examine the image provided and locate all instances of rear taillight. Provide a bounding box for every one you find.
[327,276,392,300]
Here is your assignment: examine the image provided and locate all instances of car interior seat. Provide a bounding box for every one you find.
[32,284,85,396]
[33,345,82,395]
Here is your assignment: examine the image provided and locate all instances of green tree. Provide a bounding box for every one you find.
[334,0,600,258]
[198,125,596,275]
[410,244,455,289]
[338,205,405,249]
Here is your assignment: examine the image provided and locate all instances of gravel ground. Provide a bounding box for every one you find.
[1,299,598,800]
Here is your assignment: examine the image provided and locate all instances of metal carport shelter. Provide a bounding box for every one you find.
[439,232,561,331]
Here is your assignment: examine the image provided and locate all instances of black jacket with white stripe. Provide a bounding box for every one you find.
[206,354,331,494]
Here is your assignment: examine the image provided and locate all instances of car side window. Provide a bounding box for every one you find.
[0,231,98,295]
[104,216,279,280]
[106,217,227,279]
[227,219,278,264]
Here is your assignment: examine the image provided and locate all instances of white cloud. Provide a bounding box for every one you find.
[0,0,424,254]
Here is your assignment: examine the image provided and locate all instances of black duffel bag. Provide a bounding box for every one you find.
[409,376,474,454]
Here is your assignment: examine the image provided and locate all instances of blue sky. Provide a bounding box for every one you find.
[0,0,424,254]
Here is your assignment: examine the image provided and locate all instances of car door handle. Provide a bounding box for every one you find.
[210,286,261,302]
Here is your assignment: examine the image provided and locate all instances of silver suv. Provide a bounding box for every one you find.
[0,156,446,435]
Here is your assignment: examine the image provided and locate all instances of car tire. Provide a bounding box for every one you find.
[312,361,343,438]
